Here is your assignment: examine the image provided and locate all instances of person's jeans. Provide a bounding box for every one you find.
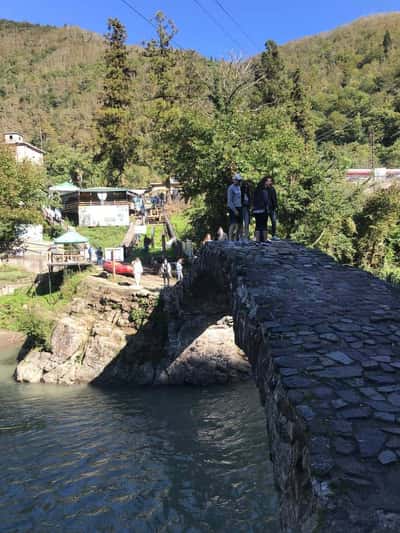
[242,206,250,239]
[266,210,277,237]
[228,208,243,241]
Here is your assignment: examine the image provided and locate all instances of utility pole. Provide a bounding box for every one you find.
[369,128,375,173]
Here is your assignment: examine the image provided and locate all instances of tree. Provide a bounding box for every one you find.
[46,144,105,187]
[290,68,314,141]
[253,40,288,106]
[383,30,392,58]
[0,147,47,252]
[95,18,137,186]
[143,11,178,102]
[355,186,400,269]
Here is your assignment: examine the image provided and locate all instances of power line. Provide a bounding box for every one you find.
[119,0,184,50]
[191,0,246,52]
[119,0,156,29]
[212,0,259,51]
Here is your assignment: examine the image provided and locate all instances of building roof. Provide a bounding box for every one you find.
[80,187,129,193]
[3,132,45,154]
[16,141,45,154]
[54,230,88,245]
[49,181,80,193]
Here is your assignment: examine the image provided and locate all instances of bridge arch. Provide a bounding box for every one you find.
[175,240,400,532]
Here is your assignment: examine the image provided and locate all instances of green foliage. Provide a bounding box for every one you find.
[169,212,191,239]
[46,143,105,187]
[354,186,400,269]
[0,268,93,348]
[17,305,55,351]
[95,18,138,185]
[0,146,47,251]
[254,39,288,106]
[383,30,392,58]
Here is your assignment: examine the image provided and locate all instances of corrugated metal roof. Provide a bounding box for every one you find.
[80,187,128,193]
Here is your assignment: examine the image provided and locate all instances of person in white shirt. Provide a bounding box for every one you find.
[160,258,172,287]
[227,173,243,241]
[132,257,144,287]
[176,258,183,282]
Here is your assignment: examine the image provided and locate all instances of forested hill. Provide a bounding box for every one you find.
[1,13,400,168]
[0,19,103,146]
[282,12,400,166]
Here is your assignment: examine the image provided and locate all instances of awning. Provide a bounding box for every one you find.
[54,230,88,245]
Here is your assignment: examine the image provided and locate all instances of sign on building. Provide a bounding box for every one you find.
[79,205,129,227]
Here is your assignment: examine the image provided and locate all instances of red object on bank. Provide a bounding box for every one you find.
[103,261,133,276]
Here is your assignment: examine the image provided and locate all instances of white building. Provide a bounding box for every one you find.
[3,132,45,165]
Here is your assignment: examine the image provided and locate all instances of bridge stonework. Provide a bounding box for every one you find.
[181,241,400,532]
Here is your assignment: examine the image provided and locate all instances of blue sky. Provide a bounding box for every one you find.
[2,0,399,57]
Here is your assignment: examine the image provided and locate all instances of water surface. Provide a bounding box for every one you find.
[0,345,279,532]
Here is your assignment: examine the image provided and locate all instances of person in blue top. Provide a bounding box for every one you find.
[227,173,243,241]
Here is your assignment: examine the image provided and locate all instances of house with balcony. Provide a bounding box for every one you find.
[60,187,130,227]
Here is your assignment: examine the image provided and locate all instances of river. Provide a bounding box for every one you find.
[0,343,279,532]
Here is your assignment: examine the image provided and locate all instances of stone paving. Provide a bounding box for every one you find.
[186,240,400,532]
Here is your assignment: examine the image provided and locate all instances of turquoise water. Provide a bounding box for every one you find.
[0,346,279,532]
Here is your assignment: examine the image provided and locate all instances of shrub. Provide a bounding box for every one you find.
[17,305,55,351]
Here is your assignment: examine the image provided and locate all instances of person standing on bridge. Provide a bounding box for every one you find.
[252,178,269,243]
[227,173,243,241]
[241,181,252,241]
[265,177,280,241]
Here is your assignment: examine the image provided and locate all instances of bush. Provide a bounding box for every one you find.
[18,305,55,351]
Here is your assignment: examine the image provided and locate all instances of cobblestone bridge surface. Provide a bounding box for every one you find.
[182,241,400,532]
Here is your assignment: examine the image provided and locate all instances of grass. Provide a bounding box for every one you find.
[169,212,191,239]
[0,264,33,284]
[76,226,128,249]
[0,267,94,349]
[378,265,400,287]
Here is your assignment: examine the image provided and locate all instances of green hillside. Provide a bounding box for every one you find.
[282,12,400,166]
[1,13,400,172]
[0,19,103,146]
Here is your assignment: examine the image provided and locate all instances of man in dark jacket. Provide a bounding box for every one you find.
[265,177,279,240]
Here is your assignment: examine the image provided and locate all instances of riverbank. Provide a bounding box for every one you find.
[0,329,25,351]
[14,273,250,385]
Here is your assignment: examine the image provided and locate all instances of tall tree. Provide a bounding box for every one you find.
[143,11,178,102]
[95,18,136,186]
[142,12,180,175]
[253,40,288,106]
[383,30,393,58]
[290,68,313,141]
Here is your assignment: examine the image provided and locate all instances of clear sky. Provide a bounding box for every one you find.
[2,0,399,58]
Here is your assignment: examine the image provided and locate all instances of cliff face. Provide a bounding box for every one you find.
[15,274,250,385]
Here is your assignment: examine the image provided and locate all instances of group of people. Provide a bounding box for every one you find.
[131,257,184,288]
[227,174,279,243]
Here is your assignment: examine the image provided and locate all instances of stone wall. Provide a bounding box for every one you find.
[182,241,400,533]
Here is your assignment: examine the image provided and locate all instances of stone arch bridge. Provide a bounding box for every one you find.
[174,240,400,533]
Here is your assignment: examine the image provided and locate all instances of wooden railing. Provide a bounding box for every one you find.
[48,252,89,265]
